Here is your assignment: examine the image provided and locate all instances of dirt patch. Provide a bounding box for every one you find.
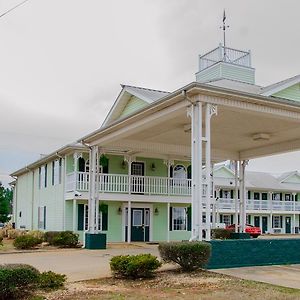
[38,270,300,300]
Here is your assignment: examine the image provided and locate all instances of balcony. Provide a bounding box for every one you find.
[66,172,195,197]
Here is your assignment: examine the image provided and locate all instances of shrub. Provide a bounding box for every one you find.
[0,264,40,299]
[51,231,79,248]
[7,229,25,240]
[27,230,45,241]
[110,254,161,279]
[158,241,211,272]
[44,231,60,244]
[211,228,231,240]
[38,271,66,290]
[0,236,3,246]
[13,235,42,250]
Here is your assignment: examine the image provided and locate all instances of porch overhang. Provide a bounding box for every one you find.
[80,82,300,162]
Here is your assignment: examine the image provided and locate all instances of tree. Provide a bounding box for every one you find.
[0,182,12,223]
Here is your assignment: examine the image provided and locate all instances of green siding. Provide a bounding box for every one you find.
[119,96,148,119]
[66,155,74,173]
[273,83,300,102]
[283,174,300,184]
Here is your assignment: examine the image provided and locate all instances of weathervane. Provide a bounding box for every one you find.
[220,10,229,61]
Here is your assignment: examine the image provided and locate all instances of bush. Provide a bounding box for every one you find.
[0,236,3,246]
[110,254,161,279]
[7,229,25,240]
[51,231,79,248]
[158,241,211,272]
[0,264,40,299]
[27,230,45,241]
[211,228,231,240]
[44,231,60,244]
[38,271,66,290]
[13,235,42,250]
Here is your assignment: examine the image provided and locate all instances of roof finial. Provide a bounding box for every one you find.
[220,9,229,61]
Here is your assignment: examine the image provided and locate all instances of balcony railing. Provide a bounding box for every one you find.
[66,172,300,212]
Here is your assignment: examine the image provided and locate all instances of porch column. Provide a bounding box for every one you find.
[88,145,98,233]
[204,104,217,241]
[234,161,239,233]
[216,187,220,225]
[164,160,174,196]
[190,101,202,241]
[239,160,248,233]
[73,152,79,191]
[72,199,77,232]
[167,202,170,242]
[269,191,273,233]
[127,200,131,243]
[293,193,296,234]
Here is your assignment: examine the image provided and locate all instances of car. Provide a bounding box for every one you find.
[225,224,261,238]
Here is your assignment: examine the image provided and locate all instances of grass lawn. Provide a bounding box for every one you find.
[35,270,300,300]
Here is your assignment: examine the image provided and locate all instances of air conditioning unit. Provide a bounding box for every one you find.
[272,228,282,234]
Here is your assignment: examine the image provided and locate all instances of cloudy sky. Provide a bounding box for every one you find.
[1,0,300,186]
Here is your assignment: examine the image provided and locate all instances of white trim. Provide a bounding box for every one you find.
[122,203,153,242]
[261,76,300,96]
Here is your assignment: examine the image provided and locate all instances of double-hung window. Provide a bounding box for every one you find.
[172,207,187,230]
[52,159,62,185]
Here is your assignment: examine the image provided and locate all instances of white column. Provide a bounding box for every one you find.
[73,152,79,191]
[167,202,170,242]
[190,102,202,241]
[72,199,77,232]
[239,160,248,233]
[269,191,273,233]
[216,188,220,225]
[234,161,239,233]
[293,193,296,234]
[88,146,98,233]
[127,200,131,243]
[205,104,213,241]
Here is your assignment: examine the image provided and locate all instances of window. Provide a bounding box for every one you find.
[223,214,231,226]
[223,190,230,199]
[285,194,291,201]
[273,216,281,228]
[38,167,41,189]
[84,204,101,231]
[44,165,47,188]
[59,158,62,184]
[272,193,281,201]
[262,193,268,200]
[40,165,47,189]
[38,206,46,229]
[254,192,260,200]
[52,160,60,186]
[172,207,187,230]
[85,160,90,173]
[173,165,186,179]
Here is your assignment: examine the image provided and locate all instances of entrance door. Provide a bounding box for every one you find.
[125,208,150,242]
[131,162,145,194]
[285,216,291,234]
[254,216,260,227]
[262,216,268,233]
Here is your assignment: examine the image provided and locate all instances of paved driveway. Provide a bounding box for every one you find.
[0,245,160,282]
[213,264,300,289]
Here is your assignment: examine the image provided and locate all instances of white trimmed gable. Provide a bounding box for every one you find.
[279,171,300,184]
[213,166,235,179]
[102,85,169,127]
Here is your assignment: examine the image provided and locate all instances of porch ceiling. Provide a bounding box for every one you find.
[84,83,300,162]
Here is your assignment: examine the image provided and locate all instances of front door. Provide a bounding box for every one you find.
[285,216,291,234]
[262,216,268,233]
[131,162,145,194]
[254,216,260,227]
[125,208,150,242]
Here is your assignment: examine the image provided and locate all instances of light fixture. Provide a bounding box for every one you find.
[151,163,156,171]
[117,207,122,215]
[154,208,159,215]
[252,133,270,141]
[121,160,126,169]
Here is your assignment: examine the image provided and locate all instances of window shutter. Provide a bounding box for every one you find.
[231,215,234,224]
[248,215,251,224]
[169,207,173,231]
[44,165,47,188]
[77,204,84,231]
[220,214,223,223]
[101,204,108,231]
[52,161,55,185]
[248,191,251,199]
[280,216,283,228]
[220,190,223,198]
[43,206,46,230]
[280,193,283,201]
[187,207,191,231]
[230,190,234,199]
[238,190,240,199]
[296,194,298,201]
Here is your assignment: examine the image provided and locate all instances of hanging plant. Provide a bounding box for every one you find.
[100,155,109,167]
[99,203,108,214]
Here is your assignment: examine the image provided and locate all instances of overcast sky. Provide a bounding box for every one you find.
[1,0,300,186]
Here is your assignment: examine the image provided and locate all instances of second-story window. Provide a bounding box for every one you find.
[52,159,60,186]
[44,165,47,188]
[40,165,47,189]
[272,193,281,201]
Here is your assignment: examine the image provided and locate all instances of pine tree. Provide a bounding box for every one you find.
[0,182,12,223]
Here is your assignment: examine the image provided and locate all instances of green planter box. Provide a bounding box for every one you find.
[230,232,251,239]
[85,233,107,249]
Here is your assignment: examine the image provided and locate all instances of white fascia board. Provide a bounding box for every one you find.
[261,76,300,96]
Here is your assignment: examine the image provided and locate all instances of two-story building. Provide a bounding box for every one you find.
[11,44,300,243]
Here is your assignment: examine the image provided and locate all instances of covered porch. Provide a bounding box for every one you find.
[79,82,300,242]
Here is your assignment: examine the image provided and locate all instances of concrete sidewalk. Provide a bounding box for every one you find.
[0,244,160,282]
[213,264,300,289]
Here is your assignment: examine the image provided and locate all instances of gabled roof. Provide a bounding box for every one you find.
[276,170,300,183]
[260,74,300,96]
[102,85,169,127]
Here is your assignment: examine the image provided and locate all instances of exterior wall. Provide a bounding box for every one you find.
[119,96,148,119]
[273,83,300,102]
